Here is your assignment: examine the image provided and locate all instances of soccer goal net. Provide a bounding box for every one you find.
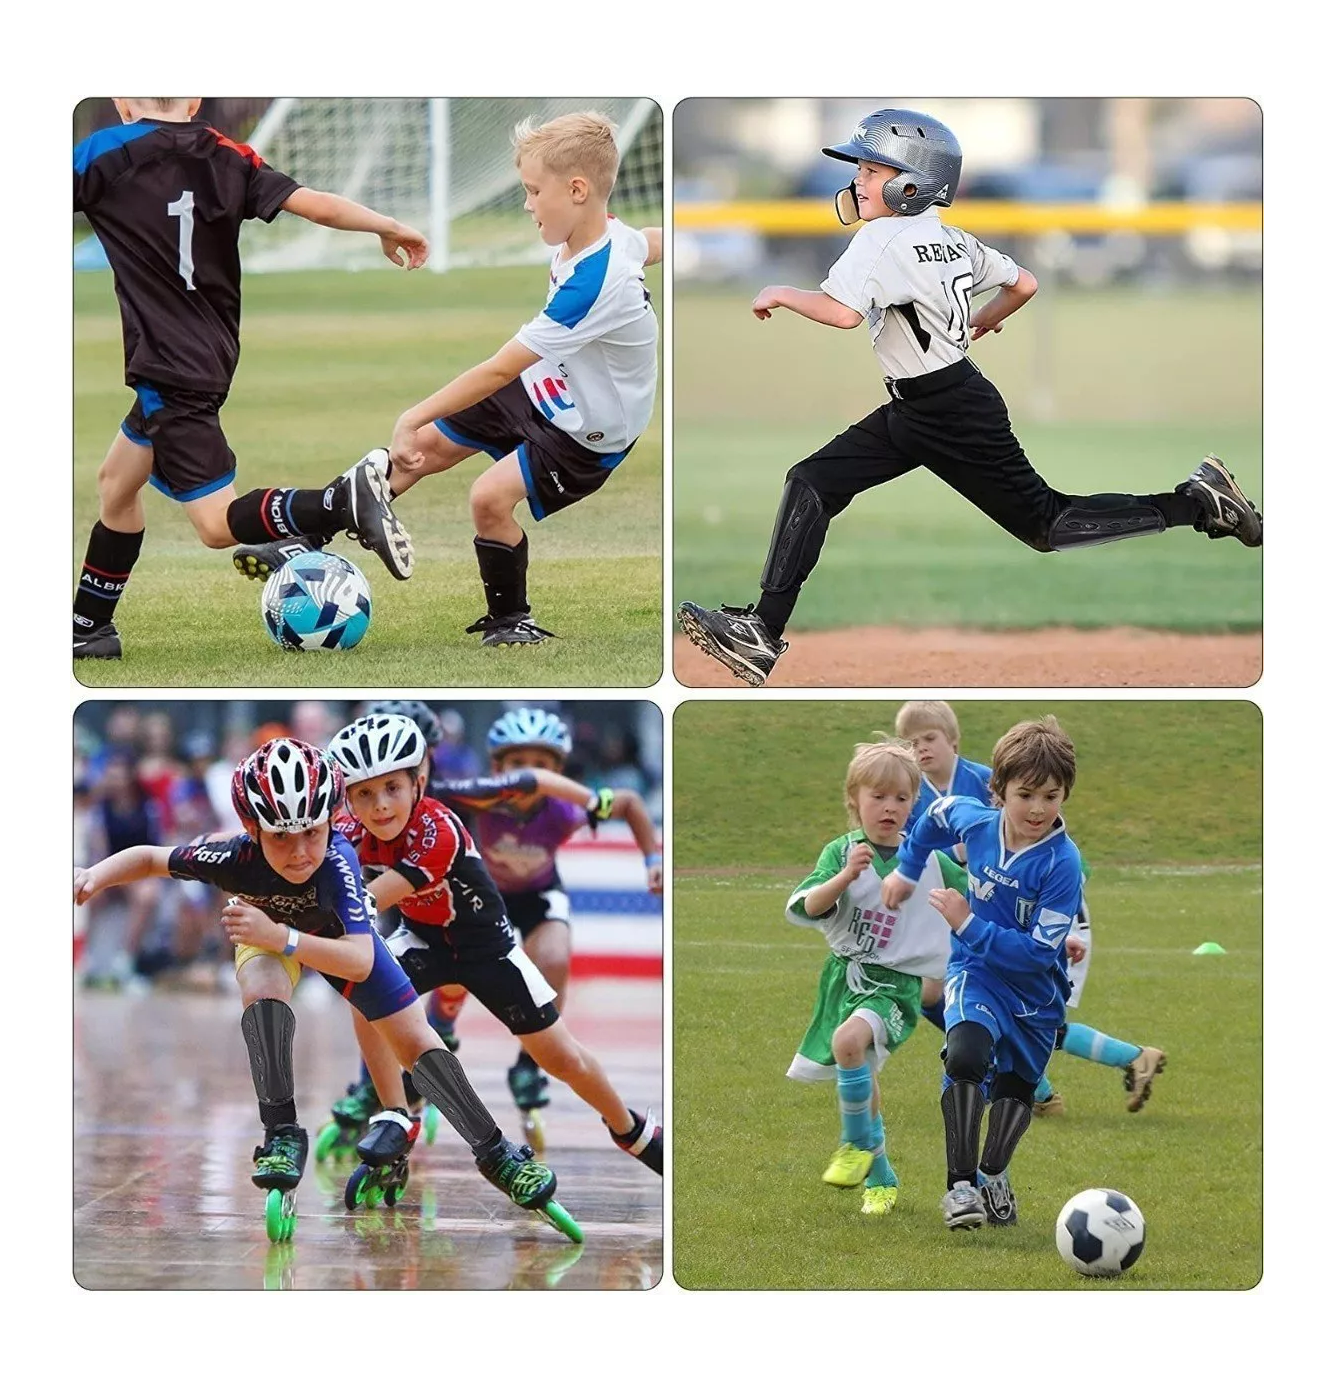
[240,98,663,273]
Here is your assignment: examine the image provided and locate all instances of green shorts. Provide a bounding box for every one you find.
[786,953,922,1083]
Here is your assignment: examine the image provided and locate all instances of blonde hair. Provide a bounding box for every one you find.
[990,715,1076,798]
[893,700,960,744]
[513,111,620,200]
[844,736,921,826]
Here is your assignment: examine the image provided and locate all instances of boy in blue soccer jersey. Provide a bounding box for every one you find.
[72,737,563,1224]
[894,700,1166,1116]
[236,112,662,647]
[881,715,1083,1230]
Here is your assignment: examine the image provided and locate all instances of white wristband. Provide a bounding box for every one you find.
[282,927,300,957]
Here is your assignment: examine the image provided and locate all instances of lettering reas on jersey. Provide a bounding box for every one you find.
[912,241,967,265]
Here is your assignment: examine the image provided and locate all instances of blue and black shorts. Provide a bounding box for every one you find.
[122,380,236,502]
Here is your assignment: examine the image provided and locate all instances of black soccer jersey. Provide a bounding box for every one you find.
[74,119,300,392]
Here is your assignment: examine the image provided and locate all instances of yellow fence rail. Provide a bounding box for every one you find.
[674,200,1262,236]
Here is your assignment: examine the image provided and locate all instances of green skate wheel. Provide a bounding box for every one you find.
[423,1103,439,1145]
[265,1188,295,1244]
[314,1121,343,1163]
[538,1197,584,1244]
[367,1182,384,1208]
[345,1164,371,1212]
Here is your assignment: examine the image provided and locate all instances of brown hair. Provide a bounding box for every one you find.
[990,715,1076,799]
[893,700,960,744]
[844,737,921,826]
[513,111,620,200]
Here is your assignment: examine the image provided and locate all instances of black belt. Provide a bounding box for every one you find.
[884,356,977,401]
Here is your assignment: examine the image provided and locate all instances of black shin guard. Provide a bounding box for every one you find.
[980,1097,1033,1177]
[474,534,529,618]
[941,1080,985,1188]
[1047,496,1166,551]
[759,475,830,593]
[411,1047,502,1154]
[240,998,296,1129]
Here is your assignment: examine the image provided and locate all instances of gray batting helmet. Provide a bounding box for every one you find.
[823,109,962,220]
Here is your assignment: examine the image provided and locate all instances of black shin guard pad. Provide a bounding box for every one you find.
[760,476,829,593]
[1047,499,1165,551]
[980,1097,1033,1177]
[411,1047,501,1154]
[474,535,529,617]
[941,1080,985,1185]
[943,1020,994,1084]
[240,998,296,1105]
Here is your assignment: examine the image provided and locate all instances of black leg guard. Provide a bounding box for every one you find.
[411,1046,501,1154]
[240,998,296,1129]
[759,474,830,593]
[943,1020,994,1084]
[474,534,529,618]
[402,1069,420,1107]
[1047,497,1166,551]
[980,1096,1033,1177]
[941,1080,985,1189]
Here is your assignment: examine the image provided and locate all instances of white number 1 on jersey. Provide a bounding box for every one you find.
[167,191,196,291]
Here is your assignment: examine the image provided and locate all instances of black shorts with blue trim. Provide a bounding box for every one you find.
[434,377,632,522]
[121,379,237,502]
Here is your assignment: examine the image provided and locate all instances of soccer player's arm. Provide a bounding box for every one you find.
[884,797,975,907]
[639,228,663,265]
[952,853,1084,979]
[73,845,175,904]
[391,338,543,469]
[279,187,428,269]
[787,839,855,925]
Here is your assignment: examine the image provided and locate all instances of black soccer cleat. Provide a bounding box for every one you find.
[346,450,415,580]
[1179,456,1262,547]
[677,601,787,688]
[74,623,122,659]
[233,537,323,581]
[978,1170,1019,1227]
[465,612,557,646]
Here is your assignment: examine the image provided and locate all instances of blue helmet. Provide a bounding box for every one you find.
[487,708,572,760]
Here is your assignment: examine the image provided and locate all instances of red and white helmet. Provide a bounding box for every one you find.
[231,738,343,833]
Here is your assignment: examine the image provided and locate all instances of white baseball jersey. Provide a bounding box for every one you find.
[514,218,658,456]
[821,207,1019,380]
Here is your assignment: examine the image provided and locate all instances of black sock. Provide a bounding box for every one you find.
[753,590,793,641]
[74,522,144,631]
[261,1099,298,1132]
[474,534,529,617]
[515,1048,539,1074]
[1142,489,1201,529]
[226,483,348,545]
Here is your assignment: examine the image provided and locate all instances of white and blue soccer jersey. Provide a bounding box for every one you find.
[821,207,1019,379]
[905,755,992,833]
[514,218,658,456]
[894,795,1083,1021]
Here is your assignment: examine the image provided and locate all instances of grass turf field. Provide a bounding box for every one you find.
[74,265,662,688]
[673,701,1262,1289]
[673,286,1261,632]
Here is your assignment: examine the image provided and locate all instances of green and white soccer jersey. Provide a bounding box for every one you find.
[784,833,964,1082]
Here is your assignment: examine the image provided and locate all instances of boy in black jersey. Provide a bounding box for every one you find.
[73,98,424,660]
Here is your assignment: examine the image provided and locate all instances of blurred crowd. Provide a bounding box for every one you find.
[74,701,662,991]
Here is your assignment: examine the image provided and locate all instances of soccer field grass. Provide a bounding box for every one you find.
[673,287,1261,633]
[672,701,1262,1290]
[74,266,662,688]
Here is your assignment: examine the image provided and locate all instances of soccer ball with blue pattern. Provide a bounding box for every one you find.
[1055,1188,1145,1277]
[261,552,372,651]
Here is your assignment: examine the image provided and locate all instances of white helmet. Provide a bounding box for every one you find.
[328,714,428,786]
[232,738,343,834]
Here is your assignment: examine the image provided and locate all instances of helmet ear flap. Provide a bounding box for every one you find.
[835,182,860,226]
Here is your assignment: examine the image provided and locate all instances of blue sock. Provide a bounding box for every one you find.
[835,1064,874,1150]
[865,1112,899,1188]
[1034,1071,1054,1102]
[921,996,946,1031]
[1062,1023,1141,1069]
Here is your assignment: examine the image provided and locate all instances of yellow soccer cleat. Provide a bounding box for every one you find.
[822,1142,875,1188]
[861,1184,899,1215]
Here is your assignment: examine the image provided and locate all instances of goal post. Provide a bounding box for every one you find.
[240,98,663,274]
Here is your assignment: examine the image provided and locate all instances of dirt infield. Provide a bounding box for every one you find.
[674,626,1261,689]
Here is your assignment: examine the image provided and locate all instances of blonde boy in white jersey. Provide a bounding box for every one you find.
[678,106,1262,687]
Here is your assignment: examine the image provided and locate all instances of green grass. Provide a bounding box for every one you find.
[74,265,662,688]
[672,701,1262,1290]
[673,287,1261,633]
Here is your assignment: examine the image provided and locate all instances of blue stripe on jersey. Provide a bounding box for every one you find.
[148,469,236,503]
[543,242,611,329]
[74,121,155,174]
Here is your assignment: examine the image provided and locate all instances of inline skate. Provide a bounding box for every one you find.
[477,1134,582,1243]
[345,1108,420,1210]
[315,1079,380,1162]
[253,1123,308,1243]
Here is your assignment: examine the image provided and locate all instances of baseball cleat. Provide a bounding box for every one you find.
[1123,1046,1166,1112]
[233,537,321,581]
[346,451,414,580]
[1180,456,1261,546]
[74,623,123,659]
[464,612,557,646]
[677,601,787,687]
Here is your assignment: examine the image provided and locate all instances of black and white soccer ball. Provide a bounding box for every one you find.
[1055,1188,1145,1278]
[261,552,372,651]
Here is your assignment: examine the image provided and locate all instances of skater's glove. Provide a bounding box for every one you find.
[586,788,615,830]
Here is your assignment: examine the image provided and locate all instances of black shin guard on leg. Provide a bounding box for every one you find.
[474,535,529,618]
[941,1081,985,1189]
[411,1047,501,1154]
[240,998,297,1130]
[1047,495,1166,551]
[980,1096,1034,1177]
[755,474,830,636]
